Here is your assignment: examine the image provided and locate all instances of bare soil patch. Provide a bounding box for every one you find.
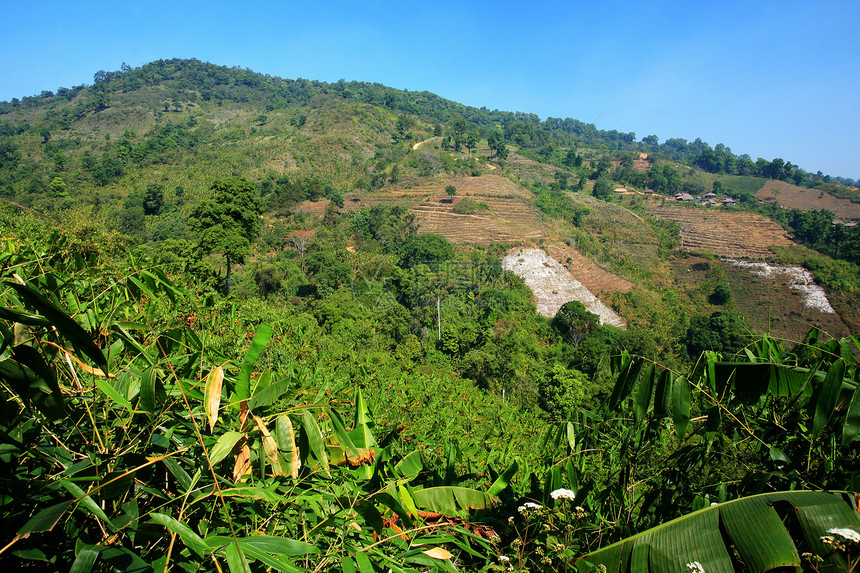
[649,206,794,258]
[502,248,627,328]
[756,180,860,221]
[672,257,850,342]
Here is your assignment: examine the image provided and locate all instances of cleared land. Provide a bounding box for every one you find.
[756,180,860,221]
[649,206,795,258]
[672,257,850,341]
[502,248,627,328]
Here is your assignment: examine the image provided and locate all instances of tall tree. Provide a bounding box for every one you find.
[190,177,262,293]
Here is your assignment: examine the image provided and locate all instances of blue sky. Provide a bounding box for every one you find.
[3,1,858,179]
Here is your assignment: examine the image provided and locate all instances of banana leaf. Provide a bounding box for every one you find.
[582,491,860,573]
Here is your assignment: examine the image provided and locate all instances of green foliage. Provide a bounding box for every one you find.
[189,176,262,292]
[452,197,490,214]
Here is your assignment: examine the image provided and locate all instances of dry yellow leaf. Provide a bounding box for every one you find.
[254,415,284,476]
[422,547,453,560]
[232,437,251,483]
[204,366,224,433]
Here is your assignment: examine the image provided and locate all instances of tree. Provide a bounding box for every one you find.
[445,184,457,202]
[48,177,68,198]
[142,183,164,216]
[190,177,262,294]
[593,175,613,200]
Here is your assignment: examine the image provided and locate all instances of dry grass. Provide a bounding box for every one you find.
[649,206,794,259]
[756,180,860,221]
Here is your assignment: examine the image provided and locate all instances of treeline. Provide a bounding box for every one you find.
[4,58,853,187]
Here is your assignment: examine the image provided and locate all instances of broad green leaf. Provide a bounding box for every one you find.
[812,358,845,439]
[842,384,860,446]
[394,450,423,481]
[235,323,272,401]
[584,491,856,573]
[487,460,518,497]
[634,364,655,423]
[411,486,494,517]
[671,377,691,439]
[653,369,672,418]
[139,365,157,414]
[301,410,330,476]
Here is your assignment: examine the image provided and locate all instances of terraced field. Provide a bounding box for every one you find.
[649,206,795,258]
[756,180,860,221]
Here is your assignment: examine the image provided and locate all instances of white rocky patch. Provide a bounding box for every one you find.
[726,259,835,314]
[502,248,627,328]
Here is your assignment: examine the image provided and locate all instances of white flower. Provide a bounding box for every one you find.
[499,555,510,562]
[550,488,576,501]
[687,562,705,573]
[828,528,860,543]
[517,501,542,515]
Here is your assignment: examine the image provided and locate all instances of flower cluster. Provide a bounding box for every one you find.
[550,488,576,501]
[517,501,542,516]
[686,561,706,573]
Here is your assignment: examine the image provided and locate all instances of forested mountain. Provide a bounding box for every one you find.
[2,59,860,571]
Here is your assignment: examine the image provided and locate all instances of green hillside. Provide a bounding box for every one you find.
[2,59,860,570]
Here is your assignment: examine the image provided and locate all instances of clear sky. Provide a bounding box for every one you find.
[3,0,858,180]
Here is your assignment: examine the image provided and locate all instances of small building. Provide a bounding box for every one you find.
[675,193,695,202]
[721,197,737,206]
[703,192,717,199]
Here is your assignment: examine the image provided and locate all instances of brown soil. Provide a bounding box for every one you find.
[756,180,860,221]
[649,206,794,258]
[545,243,633,295]
[672,257,850,342]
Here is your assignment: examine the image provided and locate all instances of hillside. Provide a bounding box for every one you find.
[3,58,860,571]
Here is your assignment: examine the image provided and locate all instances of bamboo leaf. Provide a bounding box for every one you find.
[59,480,117,532]
[254,415,284,476]
[205,366,224,433]
[69,544,101,573]
[140,366,157,414]
[225,542,250,573]
[232,438,251,483]
[15,500,73,540]
[235,323,272,401]
[150,512,208,557]
[7,282,107,371]
[210,431,245,465]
